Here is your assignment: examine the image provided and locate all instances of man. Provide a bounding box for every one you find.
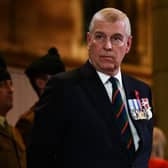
[28,8,154,168]
[0,53,26,168]
[15,47,65,147]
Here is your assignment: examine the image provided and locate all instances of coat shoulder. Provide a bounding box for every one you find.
[123,73,150,89]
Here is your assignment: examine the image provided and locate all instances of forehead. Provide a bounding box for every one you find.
[92,20,127,36]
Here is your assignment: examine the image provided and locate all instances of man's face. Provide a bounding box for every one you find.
[0,80,14,116]
[34,75,51,96]
[87,19,132,76]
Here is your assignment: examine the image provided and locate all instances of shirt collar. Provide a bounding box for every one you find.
[97,69,123,87]
[0,115,6,127]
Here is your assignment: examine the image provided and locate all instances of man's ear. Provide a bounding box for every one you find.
[87,32,91,46]
[125,35,132,54]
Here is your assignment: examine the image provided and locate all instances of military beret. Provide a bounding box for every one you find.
[25,47,65,78]
[0,51,11,82]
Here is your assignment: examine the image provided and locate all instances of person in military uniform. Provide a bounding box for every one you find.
[0,52,26,168]
[15,47,65,147]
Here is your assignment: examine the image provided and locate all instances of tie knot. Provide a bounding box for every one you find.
[109,77,117,83]
[109,77,118,89]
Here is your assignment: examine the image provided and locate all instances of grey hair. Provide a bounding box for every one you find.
[89,8,131,36]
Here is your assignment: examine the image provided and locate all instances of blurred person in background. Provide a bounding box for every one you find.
[15,47,65,147]
[149,126,168,168]
[0,52,26,168]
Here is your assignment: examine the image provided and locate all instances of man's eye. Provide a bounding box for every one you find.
[112,35,124,41]
[0,81,13,88]
[113,36,122,41]
[95,34,104,39]
[0,82,5,87]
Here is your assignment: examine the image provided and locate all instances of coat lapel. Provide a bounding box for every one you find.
[122,74,143,152]
[78,62,113,122]
[122,74,134,99]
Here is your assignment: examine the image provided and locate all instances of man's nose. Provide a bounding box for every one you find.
[7,84,14,93]
[104,39,113,50]
[10,86,14,92]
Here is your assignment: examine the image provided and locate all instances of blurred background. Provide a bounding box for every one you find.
[0,0,168,158]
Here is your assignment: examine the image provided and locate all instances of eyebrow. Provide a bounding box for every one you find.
[94,31,124,37]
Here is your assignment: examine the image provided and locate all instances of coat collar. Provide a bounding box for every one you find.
[0,124,13,138]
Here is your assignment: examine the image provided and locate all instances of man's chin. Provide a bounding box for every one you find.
[101,65,119,75]
[102,63,116,70]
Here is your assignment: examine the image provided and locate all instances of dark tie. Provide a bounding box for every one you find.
[109,77,135,156]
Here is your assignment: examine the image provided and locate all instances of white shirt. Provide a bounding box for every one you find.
[96,70,140,151]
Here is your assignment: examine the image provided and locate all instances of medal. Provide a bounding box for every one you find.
[128,90,152,120]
